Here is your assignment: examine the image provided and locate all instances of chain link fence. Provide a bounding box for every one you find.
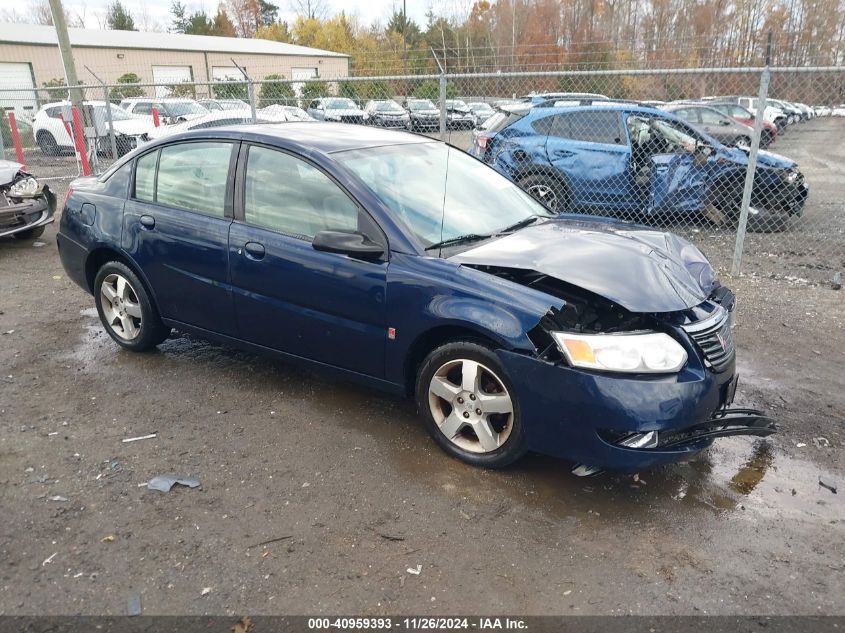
[1,63,843,282]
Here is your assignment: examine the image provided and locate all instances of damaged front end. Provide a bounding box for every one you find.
[461,254,776,473]
[0,161,56,240]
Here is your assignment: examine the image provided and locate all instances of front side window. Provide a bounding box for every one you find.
[700,109,727,124]
[243,146,359,238]
[133,102,152,115]
[532,111,623,144]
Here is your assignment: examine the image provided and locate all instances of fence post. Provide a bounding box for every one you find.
[7,112,25,165]
[230,58,257,123]
[731,62,771,275]
[86,66,118,161]
[0,117,5,160]
[438,74,447,141]
[70,106,91,177]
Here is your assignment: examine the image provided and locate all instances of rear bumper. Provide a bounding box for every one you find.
[496,349,769,471]
[0,189,56,238]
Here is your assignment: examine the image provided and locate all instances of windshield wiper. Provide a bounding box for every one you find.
[496,215,541,235]
[424,233,491,251]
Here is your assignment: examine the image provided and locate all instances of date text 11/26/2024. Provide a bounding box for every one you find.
[307,617,528,630]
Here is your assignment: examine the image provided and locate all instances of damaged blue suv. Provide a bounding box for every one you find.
[57,123,775,474]
[472,101,808,229]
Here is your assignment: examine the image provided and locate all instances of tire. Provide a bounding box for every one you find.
[760,130,773,148]
[93,261,170,352]
[732,136,751,148]
[12,225,46,240]
[415,341,527,468]
[36,131,60,156]
[518,173,569,212]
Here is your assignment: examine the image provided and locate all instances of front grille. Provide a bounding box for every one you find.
[340,115,364,124]
[682,307,735,372]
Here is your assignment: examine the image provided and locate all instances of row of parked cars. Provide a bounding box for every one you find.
[470,92,818,231]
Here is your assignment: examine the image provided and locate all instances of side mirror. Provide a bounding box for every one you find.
[312,230,384,260]
[720,119,731,126]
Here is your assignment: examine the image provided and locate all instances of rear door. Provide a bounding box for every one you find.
[539,110,634,212]
[228,144,388,377]
[122,140,238,335]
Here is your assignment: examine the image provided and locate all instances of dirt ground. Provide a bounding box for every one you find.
[0,120,843,617]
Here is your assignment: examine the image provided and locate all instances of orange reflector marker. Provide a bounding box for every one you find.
[561,339,596,364]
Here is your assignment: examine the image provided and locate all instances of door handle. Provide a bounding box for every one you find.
[139,215,155,230]
[551,149,575,158]
[243,241,265,260]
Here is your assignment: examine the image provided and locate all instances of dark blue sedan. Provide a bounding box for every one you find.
[57,123,774,473]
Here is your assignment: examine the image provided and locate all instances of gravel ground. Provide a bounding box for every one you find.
[0,119,842,617]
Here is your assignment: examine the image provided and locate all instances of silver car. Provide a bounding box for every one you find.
[661,104,754,147]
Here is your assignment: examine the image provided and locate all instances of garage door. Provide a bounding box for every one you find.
[212,66,246,81]
[152,65,193,98]
[0,62,37,112]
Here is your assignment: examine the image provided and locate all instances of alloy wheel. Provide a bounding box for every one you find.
[427,359,514,454]
[100,273,143,340]
[526,183,559,209]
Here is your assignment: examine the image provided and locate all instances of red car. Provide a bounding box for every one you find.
[707,102,777,148]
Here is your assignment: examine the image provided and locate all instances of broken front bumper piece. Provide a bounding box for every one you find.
[0,187,56,238]
[573,409,777,476]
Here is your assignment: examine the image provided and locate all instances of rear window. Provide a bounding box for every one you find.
[481,110,525,133]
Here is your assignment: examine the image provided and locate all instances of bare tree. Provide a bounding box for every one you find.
[288,0,329,20]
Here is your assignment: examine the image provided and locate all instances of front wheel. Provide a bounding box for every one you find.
[94,261,170,351]
[416,341,527,468]
[518,174,569,212]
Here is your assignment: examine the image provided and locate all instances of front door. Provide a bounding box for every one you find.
[122,140,238,334]
[228,144,388,378]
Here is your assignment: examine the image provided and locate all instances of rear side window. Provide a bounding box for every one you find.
[482,110,525,133]
[134,151,157,202]
[133,102,152,115]
[532,111,623,144]
[700,109,726,124]
[156,143,233,216]
[102,160,132,197]
[672,108,700,122]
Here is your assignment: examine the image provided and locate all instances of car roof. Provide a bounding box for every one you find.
[156,121,434,154]
[529,102,665,116]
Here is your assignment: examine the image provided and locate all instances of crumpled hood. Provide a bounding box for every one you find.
[0,160,24,186]
[451,218,716,313]
[720,146,797,170]
[412,109,440,116]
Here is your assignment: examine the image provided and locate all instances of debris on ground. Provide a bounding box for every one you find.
[127,593,142,616]
[2,329,14,335]
[122,433,157,443]
[406,565,422,575]
[818,479,837,494]
[147,474,201,493]
[378,532,406,542]
[41,552,57,567]
[246,535,293,549]
[796,442,807,448]
[232,616,254,633]
[812,437,831,448]
[201,587,212,596]
[47,495,67,502]
[832,272,842,290]
[101,534,116,543]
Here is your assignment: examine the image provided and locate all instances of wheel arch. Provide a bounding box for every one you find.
[403,324,510,397]
[84,247,162,313]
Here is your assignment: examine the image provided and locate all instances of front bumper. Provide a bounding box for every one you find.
[497,349,766,471]
[0,188,56,238]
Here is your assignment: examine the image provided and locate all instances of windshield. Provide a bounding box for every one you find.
[96,104,134,121]
[469,103,494,112]
[446,100,469,110]
[373,101,403,112]
[409,100,436,111]
[325,98,357,110]
[164,101,208,117]
[220,100,246,110]
[335,143,553,249]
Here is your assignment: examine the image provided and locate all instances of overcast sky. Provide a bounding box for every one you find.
[60,0,439,31]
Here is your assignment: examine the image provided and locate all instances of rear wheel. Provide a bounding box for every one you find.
[36,131,59,156]
[760,130,773,148]
[94,261,170,352]
[416,341,527,468]
[518,174,569,212]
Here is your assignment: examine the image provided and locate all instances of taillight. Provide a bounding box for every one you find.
[476,135,490,150]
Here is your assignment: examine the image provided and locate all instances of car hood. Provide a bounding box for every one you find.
[0,160,24,186]
[412,109,440,116]
[325,109,365,117]
[112,119,155,136]
[451,218,716,313]
[719,146,796,170]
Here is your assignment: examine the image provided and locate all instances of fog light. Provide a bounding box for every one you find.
[619,431,659,449]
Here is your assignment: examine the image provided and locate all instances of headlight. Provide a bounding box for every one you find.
[362,113,370,120]
[783,169,799,184]
[9,177,39,197]
[551,331,688,374]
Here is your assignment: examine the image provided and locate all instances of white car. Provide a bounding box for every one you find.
[734,97,786,129]
[257,104,314,121]
[832,104,845,117]
[118,98,209,124]
[140,108,290,144]
[33,100,154,156]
